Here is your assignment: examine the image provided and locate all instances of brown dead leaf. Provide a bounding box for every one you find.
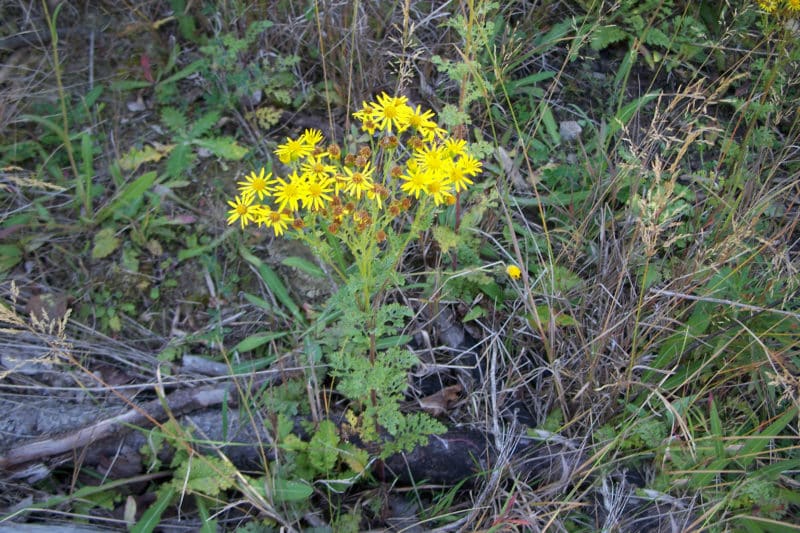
[418,384,462,416]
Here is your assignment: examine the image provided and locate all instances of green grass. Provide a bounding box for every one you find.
[1,0,799,531]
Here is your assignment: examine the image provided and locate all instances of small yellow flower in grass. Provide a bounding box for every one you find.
[301,154,336,182]
[399,160,430,199]
[424,175,455,206]
[342,162,375,199]
[506,264,522,280]
[227,195,256,228]
[443,138,468,159]
[787,0,800,11]
[370,92,412,133]
[303,175,335,211]
[257,206,293,236]
[237,167,273,201]
[457,154,483,177]
[273,172,306,212]
[757,0,777,11]
[413,143,448,175]
[275,136,314,165]
[300,128,324,148]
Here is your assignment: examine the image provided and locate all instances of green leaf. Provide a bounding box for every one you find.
[271,478,313,502]
[591,25,629,51]
[172,456,237,497]
[160,107,187,135]
[166,142,194,178]
[234,331,287,353]
[95,171,157,223]
[239,246,305,325]
[309,419,340,474]
[131,485,175,533]
[0,244,23,273]
[188,110,221,139]
[92,227,120,259]
[194,136,249,160]
[118,144,174,171]
[540,103,560,145]
[281,256,326,278]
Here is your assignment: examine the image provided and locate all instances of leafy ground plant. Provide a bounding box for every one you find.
[1,0,800,531]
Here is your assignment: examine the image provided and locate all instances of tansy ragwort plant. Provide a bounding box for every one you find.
[227,94,483,456]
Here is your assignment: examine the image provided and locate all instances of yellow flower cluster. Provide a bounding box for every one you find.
[757,0,800,12]
[227,93,483,236]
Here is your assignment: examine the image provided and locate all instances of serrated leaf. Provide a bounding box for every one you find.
[188,110,221,139]
[271,478,313,502]
[166,143,194,178]
[432,226,460,254]
[173,456,237,497]
[194,137,249,160]
[92,227,120,259]
[118,144,175,171]
[644,27,671,48]
[161,107,187,134]
[591,25,629,51]
[309,419,340,474]
[281,256,325,278]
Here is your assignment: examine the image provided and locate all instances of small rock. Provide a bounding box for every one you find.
[559,120,582,142]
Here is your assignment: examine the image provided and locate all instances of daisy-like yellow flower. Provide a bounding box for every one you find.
[399,160,431,199]
[301,155,336,182]
[261,208,293,236]
[457,154,483,176]
[275,136,314,165]
[303,175,335,211]
[443,138,468,159]
[506,264,522,280]
[406,104,444,141]
[424,175,454,206]
[342,162,375,199]
[757,0,777,11]
[272,172,306,212]
[300,128,324,148]
[787,0,800,11]
[413,143,448,176]
[227,195,256,228]
[445,160,474,193]
[370,92,412,133]
[237,168,274,201]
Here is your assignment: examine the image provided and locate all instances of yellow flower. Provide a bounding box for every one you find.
[407,104,444,141]
[272,172,306,212]
[399,160,430,199]
[757,0,777,11]
[257,206,293,236]
[227,195,256,228]
[275,136,313,165]
[303,175,335,211]
[370,92,412,133]
[413,143,448,176]
[237,167,274,201]
[424,175,454,206]
[445,160,474,193]
[457,154,483,176]
[301,155,336,182]
[787,0,800,11]
[342,162,375,199]
[300,128,324,148]
[506,264,522,280]
[443,138,468,159]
